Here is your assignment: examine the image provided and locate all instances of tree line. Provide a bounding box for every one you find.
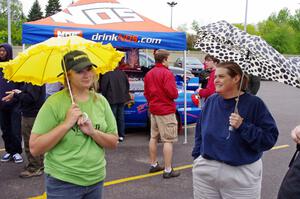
[182,8,300,55]
[0,0,299,55]
[0,0,61,45]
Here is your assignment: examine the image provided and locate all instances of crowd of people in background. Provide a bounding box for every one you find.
[1,44,300,199]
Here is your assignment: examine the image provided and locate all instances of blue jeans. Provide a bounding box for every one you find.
[0,106,22,155]
[110,103,125,138]
[46,174,103,199]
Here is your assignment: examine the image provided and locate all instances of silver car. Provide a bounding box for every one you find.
[174,57,204,73]
[139,52,193,78]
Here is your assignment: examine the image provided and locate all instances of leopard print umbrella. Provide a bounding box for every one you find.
[194,20,300,88]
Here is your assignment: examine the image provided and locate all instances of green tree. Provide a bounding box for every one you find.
[176,23,188,32]
[45,0,61,17]
[191,20,200,33]
[0,0,24,20]
[258,9,298,54]
[27,0,43,21]
[0,0,26,45]
[176,22,198,50]
[269,8,291,25]
[233,24,260,36]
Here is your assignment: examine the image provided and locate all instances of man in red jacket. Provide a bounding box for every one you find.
[144,49,180,179]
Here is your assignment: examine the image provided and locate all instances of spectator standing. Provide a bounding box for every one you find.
[2,83,45,178]
[0,43,23,163]
[144,49,180,178]
[196,54,220,100]
[277,125,300,199]
[100,60,130,142]
[29,50,118,199]
[247,74,261,95]
[192,61,278,198]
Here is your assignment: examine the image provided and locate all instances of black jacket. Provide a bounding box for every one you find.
[247,74,261,95]
[0,43,20,109]
[14,83,45,117]
[100,69,130,104]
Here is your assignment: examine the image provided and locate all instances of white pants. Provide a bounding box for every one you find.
[193,156,262,199]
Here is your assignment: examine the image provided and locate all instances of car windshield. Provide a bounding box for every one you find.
[186,57,201,65]
[139,53,154,68]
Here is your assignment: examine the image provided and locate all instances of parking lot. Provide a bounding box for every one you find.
[0,81,300,199]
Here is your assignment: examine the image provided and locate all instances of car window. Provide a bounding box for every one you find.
[186,57,201,65]
[139,54,154,68]
[139,55,147,67]
[176,58,182,63]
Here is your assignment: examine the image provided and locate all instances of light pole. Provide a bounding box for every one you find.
[244,0,248,32]
[7,0,11,44]
[167,1,177,29]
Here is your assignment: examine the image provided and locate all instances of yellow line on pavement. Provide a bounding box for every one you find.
[26,144,290,199]
[271,144,289,150]
[104,144,290,187]
[104,164,193,186]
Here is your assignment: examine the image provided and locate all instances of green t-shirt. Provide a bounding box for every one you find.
[32,89,117,186]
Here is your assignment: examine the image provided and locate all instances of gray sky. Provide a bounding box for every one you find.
[20,0,299,29]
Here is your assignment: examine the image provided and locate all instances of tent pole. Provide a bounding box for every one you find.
[183,50,187,144]
[146,49,149,67]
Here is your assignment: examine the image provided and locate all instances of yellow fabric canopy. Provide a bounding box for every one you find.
[0,36,124,86]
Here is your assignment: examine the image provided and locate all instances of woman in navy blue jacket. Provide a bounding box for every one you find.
[192,61,278,199]
[0,43,23,163]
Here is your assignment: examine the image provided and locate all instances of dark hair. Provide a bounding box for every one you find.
[204,54,220,64]
[217,61,248,90]
[154,49,170,63]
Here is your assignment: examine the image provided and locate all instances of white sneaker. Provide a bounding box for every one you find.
[12,153,23,164]
[118,137,124,142]
[1,153,12,162]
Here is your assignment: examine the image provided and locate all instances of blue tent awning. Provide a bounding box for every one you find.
[23,24,186,51]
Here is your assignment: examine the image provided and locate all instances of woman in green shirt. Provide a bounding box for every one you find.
[29,50,118,199]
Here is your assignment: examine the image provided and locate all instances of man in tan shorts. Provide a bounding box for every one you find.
[144,49,180,179]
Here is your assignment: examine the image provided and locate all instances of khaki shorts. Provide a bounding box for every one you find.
[150,113,178,143]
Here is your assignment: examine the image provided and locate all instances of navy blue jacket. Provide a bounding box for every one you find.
[192,93,278,166]
[0,43,19,109]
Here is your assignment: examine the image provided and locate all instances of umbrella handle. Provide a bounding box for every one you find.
[65,72,74,104]
[228,72,244,134]
[62,57,75,104]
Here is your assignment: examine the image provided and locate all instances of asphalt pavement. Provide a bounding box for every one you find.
[0,81,300,199]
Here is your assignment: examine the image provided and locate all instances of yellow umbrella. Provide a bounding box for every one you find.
[0,36,124,85]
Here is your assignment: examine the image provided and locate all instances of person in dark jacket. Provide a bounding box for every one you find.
[247,74,261,95]
[277,124,300,199]
[100,60,130,142]
[0,43,23,163]
[2,83,45,178]
[192,61,278,198]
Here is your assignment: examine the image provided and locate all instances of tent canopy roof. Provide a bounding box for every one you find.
[23,0,186,50]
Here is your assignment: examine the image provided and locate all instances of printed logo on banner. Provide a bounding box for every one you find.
[54,29,83,37]
[51,3,144,25]
[91,33,162,44]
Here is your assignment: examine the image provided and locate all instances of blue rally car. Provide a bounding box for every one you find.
[124,86,201,129]
[123,53,201,130]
